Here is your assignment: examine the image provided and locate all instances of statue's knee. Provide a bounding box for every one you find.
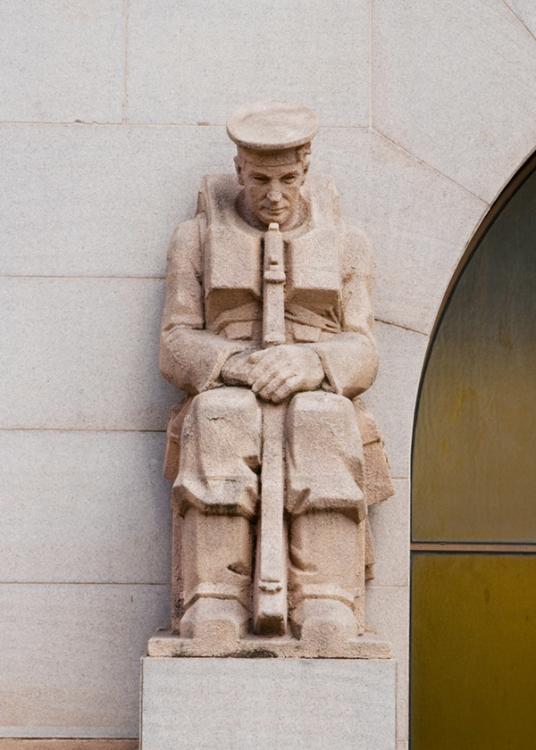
[287,391,363,471]
[176,387,261,519]
[190,387,259,425]
[289,391,354,425]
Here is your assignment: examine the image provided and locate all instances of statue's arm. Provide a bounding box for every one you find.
[310,228,379,399]
[159,216,249,394]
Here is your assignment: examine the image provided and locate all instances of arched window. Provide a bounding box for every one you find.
[411,158,536,749]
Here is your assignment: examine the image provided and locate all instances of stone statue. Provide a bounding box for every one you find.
[155,102,393,658]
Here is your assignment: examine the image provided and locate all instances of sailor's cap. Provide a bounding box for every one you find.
[227,101,319,152]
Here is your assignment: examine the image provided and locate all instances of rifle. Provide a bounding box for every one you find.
[253,222,288,635]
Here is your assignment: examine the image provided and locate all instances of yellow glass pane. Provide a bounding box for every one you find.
[411,553,536,750]
[413,169,536,543]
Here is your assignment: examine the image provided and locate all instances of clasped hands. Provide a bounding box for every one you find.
[221,345,325,403]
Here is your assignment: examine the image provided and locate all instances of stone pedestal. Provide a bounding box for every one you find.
[140,657,396,750]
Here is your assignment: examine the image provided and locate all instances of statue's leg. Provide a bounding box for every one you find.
[173,387,261,640]
[179,510,253,640]
[289,512,366,640]
[174,387,261,518]
[286,391,367,641]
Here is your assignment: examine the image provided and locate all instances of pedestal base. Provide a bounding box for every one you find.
[148,628,392,659]
[140,657,396,750]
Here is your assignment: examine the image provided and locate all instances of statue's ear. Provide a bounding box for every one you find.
[234,156,244,186]
[299,144,311,180]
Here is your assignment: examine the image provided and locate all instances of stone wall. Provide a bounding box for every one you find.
[2,1,536,747]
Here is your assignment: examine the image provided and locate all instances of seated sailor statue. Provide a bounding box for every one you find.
[159,101,393,652]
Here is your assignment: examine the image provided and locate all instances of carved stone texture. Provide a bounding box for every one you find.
[157,102,393,657]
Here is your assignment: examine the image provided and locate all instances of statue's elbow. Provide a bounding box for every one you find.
[368,350,380,387]
[159,342,176,384]
[358,342,379,392]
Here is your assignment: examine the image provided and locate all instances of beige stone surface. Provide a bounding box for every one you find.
[0,278,176,430]
[1,124,485,333]
[369,479,409,587]
[227,101,319,151]
[0,742,137,750]
[0,125,231,277]
[127,0,369,126]
[0,584,168,737]
[364,322,428,479]
[0,1,123,123]
[141,657,396,750]
[506,0,536,37]
[367,586,409,742]
[159,105,393,653]
[373,0,536,202]
[315,127,486,334]
[0,431,169,583]
[1,3,535,745]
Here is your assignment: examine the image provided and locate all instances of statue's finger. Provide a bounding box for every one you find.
[251,368,279,393]
[249,368,270,389]
[271,375,300,402]
[249,355,283,384]
[257,368,292,398]
[258,371,288,399]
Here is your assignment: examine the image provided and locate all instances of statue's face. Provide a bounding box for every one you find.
[238,158,306,229]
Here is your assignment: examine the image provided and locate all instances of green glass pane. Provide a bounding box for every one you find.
[411,553,536,750]
[413,169,536,543]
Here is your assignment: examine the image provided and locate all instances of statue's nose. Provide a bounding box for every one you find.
[267,188,282,203]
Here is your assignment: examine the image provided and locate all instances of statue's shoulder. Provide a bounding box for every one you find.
[341,224,374,278]
[305,175,342,227]
[166,174,239,268]
[197,174,240,227]
[306,175,373,261]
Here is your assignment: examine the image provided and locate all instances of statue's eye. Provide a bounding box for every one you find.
[282,175,298,184]
[253,175,269,184]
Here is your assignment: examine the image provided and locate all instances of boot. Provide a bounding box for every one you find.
[289,510,366,643]
[178,508,253,642]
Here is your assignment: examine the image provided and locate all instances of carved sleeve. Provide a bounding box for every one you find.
[159,216,247,394]
[311,228,379,399]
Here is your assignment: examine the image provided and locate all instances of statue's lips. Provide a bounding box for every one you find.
[264,206,287,216]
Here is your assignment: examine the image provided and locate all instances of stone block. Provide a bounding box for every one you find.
[0,431,170,584]
[314,127,486,334]
[140,657,396,750]
[0,583,169,737]
[1,123,485,332]
[0,277,177,430]
[127,0,369,126]
[369,479,409,587]
[363,322,428,479]
[506,0,536,37]
[0,1,123,122]
[0,743,137,750]
[0,125,231,277]
[367,586,409,742]
[373,0,536,202]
